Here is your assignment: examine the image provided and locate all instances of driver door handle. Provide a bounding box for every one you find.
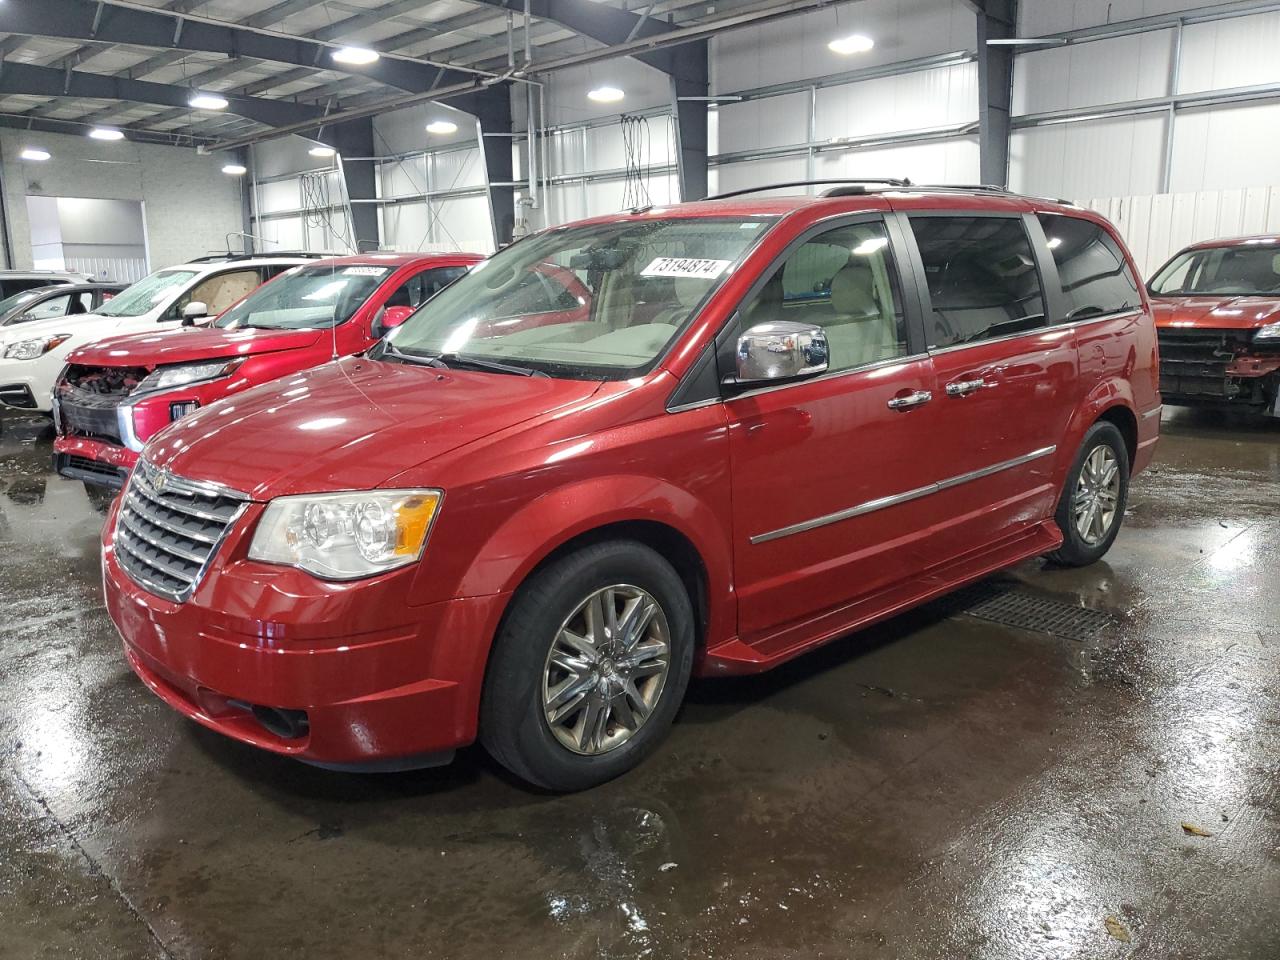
[887,390,933,410]
[945,378,996,397]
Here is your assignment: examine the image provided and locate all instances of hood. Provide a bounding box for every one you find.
[144,356,604,499]
[68,325,325,367]
[1152,295,1280,331]
[0,311,111,348]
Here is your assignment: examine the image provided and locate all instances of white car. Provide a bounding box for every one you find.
[0,253,322,412]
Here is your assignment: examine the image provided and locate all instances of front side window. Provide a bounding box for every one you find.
[384,266,471,311]
[909,216,1046,349]
[1038,214,1140,321]
[1149,244,1280,297]
[214,263,393,331]
[97,270,200,318]
[731,220,907,373]
[383,217,774,379]
[18,293,73,323]
[178,269,263,318]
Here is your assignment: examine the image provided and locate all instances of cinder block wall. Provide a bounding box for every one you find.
[0,129,246,272]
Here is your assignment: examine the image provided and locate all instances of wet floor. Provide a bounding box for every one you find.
[1,408,1278,960]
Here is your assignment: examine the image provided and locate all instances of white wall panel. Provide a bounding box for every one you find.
[1009,114,1167,200]
[1085,185,1280,277]
[815,135,979,184]
[379,156,429,200]
[716,93,811,155]
[1020,0,1245,35]
[258,179,299,215]
[256,217,304,251]
[1011,30,1174,115]
[710,157,808,197]
[432,147,484,190]
[713,0,975,92]
[1169,101,1280,192]
[434,196,494,254]
[1177,10,1280,93]
[540,58,670,126]
[815,62,977,141]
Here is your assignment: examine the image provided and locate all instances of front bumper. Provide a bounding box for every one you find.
[53,435,135,488]
[101,498,511,767]
[0,371,49,412]
[1156,329,1280,409]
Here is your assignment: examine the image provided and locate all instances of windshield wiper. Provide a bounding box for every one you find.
[432,353,547,377]
[377,344,447,368]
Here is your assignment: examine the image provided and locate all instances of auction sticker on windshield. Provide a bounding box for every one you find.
[342,266,391,276]
[641,257,731,279]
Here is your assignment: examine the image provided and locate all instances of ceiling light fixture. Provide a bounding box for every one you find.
[222,164,248,175]
[426,120,458,135]
[20,147,50,161]
[332,46,379,65]
[587,86,625,103]
[89,127,125,141]
[308,145,337,158]
[189,92,229,110]
[828,33,874,55]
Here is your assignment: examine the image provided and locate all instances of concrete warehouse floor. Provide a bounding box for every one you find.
[1,409,1277,960]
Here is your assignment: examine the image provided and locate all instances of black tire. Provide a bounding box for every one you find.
[1047,421,1130,567]
[479,539,695,791]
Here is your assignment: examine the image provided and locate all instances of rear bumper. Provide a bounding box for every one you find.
[102,501,511,766]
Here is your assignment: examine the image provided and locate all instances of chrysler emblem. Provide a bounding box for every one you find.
[152,469,170,493]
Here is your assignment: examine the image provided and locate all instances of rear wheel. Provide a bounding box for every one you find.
[1048,421,1129,567]
[480,540,694,791]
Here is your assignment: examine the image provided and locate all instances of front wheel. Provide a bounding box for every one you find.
[480,540,694,791]
[1048,421,1130,567]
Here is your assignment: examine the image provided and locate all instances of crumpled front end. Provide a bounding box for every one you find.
[1156,327,1280,414]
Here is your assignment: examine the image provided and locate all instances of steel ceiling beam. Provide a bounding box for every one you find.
[0,110,216,145]
[0,60,322,127]
[0,0,469,93]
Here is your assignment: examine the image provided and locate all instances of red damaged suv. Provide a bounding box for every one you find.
[54,252,481,489]
[1148,236,1280,416]
[102,183,1160,790]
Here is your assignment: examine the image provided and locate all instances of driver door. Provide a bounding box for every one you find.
[722,215,943,652]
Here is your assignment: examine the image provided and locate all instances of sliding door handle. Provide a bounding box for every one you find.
[945,378,995,397]
[887,390,933,410]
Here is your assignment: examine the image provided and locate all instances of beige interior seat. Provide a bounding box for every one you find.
[824,260,899,369]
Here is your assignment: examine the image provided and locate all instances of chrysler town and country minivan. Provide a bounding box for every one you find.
[102,184,1160,790]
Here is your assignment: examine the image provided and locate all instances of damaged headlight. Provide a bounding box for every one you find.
[1254,321,1280,342]
[248,489,443,580]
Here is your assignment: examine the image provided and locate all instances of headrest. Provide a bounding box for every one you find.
[830,259,875,315]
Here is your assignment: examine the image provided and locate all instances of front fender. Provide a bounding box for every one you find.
[455,473,735,643]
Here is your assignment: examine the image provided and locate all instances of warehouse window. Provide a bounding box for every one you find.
[735,220,907,373]
[1038,214,1141,321]
[909,216,1046,349]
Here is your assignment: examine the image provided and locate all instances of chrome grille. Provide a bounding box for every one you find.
[114,460,248,602]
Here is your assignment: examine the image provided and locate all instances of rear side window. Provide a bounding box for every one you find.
[908,216,1046,349]
[1037,214,1140,321]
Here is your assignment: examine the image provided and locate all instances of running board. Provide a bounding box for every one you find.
[700,520,1063,676]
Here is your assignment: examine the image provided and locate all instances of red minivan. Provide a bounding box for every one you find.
[102,184,1160,790]
[53,253,482,489]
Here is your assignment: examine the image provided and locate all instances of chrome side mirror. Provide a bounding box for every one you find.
[734,321,829,385]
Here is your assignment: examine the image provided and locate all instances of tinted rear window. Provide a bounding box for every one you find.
[908,216,1047,349]
[1037,214,1140,321]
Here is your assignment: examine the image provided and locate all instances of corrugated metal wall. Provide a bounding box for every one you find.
[1088,186,1280,278]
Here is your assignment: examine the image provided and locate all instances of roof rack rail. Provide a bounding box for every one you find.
[190,250,334,263]
[702,178,912,201]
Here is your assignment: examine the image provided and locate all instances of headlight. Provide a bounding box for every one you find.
[1254,321,1280,341]
[3,334,72,360]
[136,359,242,394]
[248,489,443,580]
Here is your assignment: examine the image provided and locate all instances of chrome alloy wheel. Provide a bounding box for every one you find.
[541,584,671,756]
[1073,444,1121,546]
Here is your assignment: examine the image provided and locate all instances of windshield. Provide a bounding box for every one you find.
[381,216,774,378]
[214,263,390,330]
[1150,244,1280,296]
[97,270,199,317]
[0,289,45,318]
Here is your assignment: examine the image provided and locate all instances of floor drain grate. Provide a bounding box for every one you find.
[951,582,1114,643]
